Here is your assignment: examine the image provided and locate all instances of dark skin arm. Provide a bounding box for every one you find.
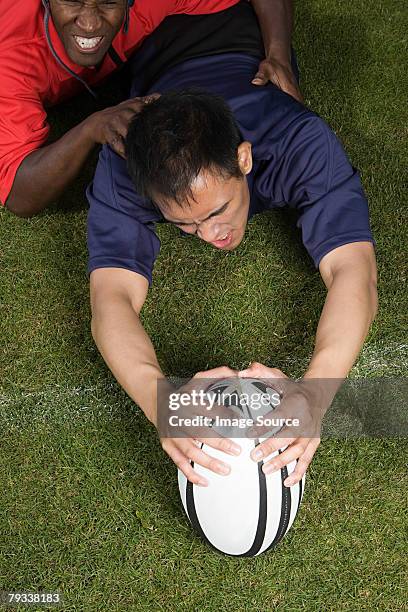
[5,95,156,218]
[250,0,303,102]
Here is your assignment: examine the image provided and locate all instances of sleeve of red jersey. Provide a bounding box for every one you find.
[0,65,49,206]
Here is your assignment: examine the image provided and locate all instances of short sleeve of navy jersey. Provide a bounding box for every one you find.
[252,112,375,268]
[87,145,162,285]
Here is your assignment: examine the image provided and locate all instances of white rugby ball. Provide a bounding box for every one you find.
[178,377,305,556]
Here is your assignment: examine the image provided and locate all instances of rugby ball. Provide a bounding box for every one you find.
[178,377,305,556]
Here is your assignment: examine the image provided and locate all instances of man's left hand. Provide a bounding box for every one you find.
[238,362,325,487]
[252,58,303,103]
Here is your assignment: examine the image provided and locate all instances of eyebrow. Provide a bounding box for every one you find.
[166,201,231,225]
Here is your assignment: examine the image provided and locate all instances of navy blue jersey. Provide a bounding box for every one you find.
[87,53,374,285]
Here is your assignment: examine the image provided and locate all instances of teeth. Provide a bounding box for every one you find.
[219,233,229,240]
[74,36,102,50]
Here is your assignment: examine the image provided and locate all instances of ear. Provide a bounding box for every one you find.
[237,141,253,175]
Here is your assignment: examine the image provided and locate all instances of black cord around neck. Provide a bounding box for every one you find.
[43,6,98,99]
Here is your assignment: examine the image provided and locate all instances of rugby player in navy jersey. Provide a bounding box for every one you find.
[87,10,378,486]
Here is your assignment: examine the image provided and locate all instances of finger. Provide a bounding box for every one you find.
[114,108,140,124]
[283,438,320,486]
[124,93,160,112]
[262,440,308,474]
[238,362,287,380]
[247,387,320,440]
[267,72,283,90]
[168,378,208,399]
[108,133,125,158]
[178,368,235,398]
[268,71,303,103]
[281,82,304,103]
[251,435,296,461]
[124,98,147,112]
[251,71,268,86]
[246,414,284,440]
[247,407,306,439]
[199,435,241,456]
[171,402,244,441]
[187,445,231,476]
[109,117,133,139]
[164,442,208,486]
[141,92,161,104]
[180,367,239,413]
[194,366,238,380]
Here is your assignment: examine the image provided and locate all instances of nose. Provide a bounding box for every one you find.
[197,221,221,243]
[76,7,103,34]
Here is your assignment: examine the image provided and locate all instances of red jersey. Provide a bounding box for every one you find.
[0,0,240,204]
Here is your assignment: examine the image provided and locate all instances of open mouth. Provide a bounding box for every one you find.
[211,231,233,249]
[73,35,104,53]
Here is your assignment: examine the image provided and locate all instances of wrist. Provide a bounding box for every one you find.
[81,113,100,147]
[302,358,346,409]
[148,375,175,429]
[265,44,292,68]
[300,371,342,417]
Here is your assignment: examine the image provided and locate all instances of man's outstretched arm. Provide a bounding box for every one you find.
[305,241,378,379]
[90,268,161,425]
[90,267,241,485]
[240,242,378,484]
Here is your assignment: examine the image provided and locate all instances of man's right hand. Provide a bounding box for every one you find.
[158,367,242,487]
[87,93,160,158]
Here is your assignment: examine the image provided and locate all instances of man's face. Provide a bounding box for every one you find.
[157,143,253,251]
[50,0,126,68]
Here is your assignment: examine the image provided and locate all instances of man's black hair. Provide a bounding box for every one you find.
[125,89,243,208]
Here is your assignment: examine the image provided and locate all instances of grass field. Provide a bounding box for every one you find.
[1,0,407,610]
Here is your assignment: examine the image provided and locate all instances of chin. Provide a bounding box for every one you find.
[229,231,245,249]
[222,237,243,251]
[70,52,104,67]
[66,44,107,68]
[225,241,240,251]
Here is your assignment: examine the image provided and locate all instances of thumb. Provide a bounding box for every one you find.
[251,71,268,86]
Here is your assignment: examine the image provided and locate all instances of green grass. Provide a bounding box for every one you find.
[0,0,407,610]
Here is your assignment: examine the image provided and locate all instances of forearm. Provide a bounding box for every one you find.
[91,294,166,425]
[6,117,96,217]
[304,271,378,380]
[251,0,293,63]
